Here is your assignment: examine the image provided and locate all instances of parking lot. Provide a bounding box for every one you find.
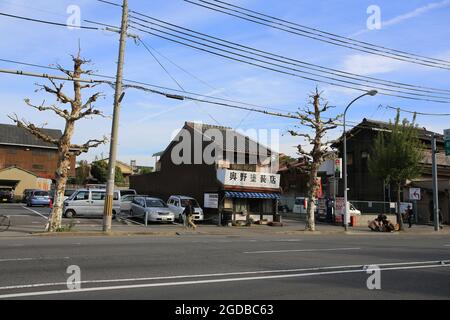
[0,203,209,234]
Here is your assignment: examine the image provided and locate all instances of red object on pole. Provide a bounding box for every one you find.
[350,215,356,227]
[49,198,53,209]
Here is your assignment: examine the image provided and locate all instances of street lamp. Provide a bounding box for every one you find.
[343,90,377,231]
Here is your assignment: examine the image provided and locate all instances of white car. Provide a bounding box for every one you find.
[120,194,144,215]
[129,196,174,223]
[167,195,204,222]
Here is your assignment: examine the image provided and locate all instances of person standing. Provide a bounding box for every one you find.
[183,200,197,230]
[406,205,414,228]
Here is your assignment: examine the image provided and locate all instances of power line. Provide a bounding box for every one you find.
[0,56,297,114]
[137,37,222,125]
[207,0,450,66]
[0,67,107,84]
[381,105,450,116]
[129,24,450,104]
[128,14,450,98]
[0,11,100,30]
[184,0,450,70]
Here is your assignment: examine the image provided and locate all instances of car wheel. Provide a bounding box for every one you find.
[112,210,117,220]
[65,210,76,219]
[178,214,183,222]
[129,210,133,217]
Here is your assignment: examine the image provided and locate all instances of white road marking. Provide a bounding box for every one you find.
[444,245,450,247]
[0,257,70,263]
[244,247,361,254]
[1,259,447,291]
[21,206,48,220]
[1,262,449,299]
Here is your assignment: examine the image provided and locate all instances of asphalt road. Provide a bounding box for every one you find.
[0,231,449,300]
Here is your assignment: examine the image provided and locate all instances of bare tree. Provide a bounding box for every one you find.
[289,89,342,231]
[9,53,107,232]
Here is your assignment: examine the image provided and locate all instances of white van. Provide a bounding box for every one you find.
[167,195,204,222]
[63,189,123,218]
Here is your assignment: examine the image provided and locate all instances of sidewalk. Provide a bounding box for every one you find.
[1,216,449,238]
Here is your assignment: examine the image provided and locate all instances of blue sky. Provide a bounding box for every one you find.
[0,0,449,167]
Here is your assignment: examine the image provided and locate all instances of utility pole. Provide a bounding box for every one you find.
[103,0,128,232]
[431,133,440,231]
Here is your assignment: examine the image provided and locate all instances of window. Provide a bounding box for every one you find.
[113,192,119,200]
[180,199,200,208]
[145,199,167,208]
[75,192,89,201]
[34,191,49,197]
[174,200,180,207]
[346,153,354,165]
[32,164,45,171]
[91,192,105,201]
[234,199,247,213]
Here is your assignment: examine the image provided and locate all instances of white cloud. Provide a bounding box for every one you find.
[340,54,403,75]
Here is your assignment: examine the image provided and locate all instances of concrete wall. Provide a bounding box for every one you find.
[0,167,38,200]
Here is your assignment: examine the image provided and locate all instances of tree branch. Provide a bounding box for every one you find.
[70,137,108,155]
[8,114,59,145]
[24,98,70,120]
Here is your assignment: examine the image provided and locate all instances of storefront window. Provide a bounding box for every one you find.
[249,199,261,213]
[263,199,273,214]
[234,199,247,213]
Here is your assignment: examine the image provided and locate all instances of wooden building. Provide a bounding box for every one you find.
[130,122,280,223]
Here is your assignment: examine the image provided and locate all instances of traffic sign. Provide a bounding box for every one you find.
[409,188,421,201]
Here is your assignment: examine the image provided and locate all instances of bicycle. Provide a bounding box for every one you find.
[0,214,11,232]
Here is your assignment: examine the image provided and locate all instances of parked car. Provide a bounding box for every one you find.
[130,196,174,223]
[63,189,120,218]
[0,187,14,203]
[27,190,51,207]
[120,194,146,215]
[167,195,204,222]
[22,189,38,203]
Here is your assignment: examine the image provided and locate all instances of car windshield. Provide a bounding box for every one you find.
[145,199,167,208]
[34,191,49,197]
[64,190,75,197]
[120,190,136,196]
[180,199,200,208]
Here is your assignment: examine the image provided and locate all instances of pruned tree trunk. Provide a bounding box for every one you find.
[305,162,320,231]
[47,121,75,231]
[396,183,404,231]
[9,52,107,232]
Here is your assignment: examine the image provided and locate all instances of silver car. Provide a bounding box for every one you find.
[130,197,174,223]
[63,189,121,218]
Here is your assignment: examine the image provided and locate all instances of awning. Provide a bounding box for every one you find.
[225,191,280,199]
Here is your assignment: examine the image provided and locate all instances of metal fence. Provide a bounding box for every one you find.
[351,201,413,215]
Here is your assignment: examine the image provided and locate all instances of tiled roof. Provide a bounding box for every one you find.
[0,123,62,149]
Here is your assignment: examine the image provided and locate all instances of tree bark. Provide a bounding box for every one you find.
[305,163,319,231]
[47,121,75,232]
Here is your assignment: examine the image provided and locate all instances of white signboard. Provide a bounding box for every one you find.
[217,169,280,189]
[335,197,345,215]
[204,193,219,209]
[409,188,421,200]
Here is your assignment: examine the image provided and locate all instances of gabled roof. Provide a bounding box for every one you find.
[0,165,39,177]
[156,121,277,162]
[333,118,445,147]
[0,123,62,149]
[185,121,275,155]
